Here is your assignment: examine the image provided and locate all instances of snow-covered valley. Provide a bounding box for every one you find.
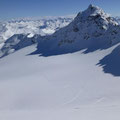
[0,4,120,120]
[1,43,120,120]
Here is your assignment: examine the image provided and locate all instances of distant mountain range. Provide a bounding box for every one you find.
[0,16,75,43]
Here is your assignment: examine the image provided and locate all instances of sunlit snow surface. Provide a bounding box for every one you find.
[0,44,120,120]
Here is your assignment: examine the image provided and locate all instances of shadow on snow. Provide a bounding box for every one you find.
[97,45,120,76]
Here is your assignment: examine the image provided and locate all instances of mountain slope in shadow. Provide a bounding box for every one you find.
[97,45,120,76]
[31,4,120,57]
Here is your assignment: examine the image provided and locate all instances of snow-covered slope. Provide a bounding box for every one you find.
[115,16,120,24]
[34,4,120,56]
[0,40,120,120]
[1,4,120,120]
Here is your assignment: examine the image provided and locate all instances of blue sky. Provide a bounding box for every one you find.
[0,0,120,20]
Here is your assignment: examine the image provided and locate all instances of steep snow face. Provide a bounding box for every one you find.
[34,5,120,56]
[0,16,74,42]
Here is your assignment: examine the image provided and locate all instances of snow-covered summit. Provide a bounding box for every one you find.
[77,4,108,19]
[32,4,120,56]
[72,4,118,31]
[75,4,117,26]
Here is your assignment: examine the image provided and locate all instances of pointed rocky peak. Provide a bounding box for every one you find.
[75,4,108,20]
[87,4,103,14]
[74,4,118,27]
